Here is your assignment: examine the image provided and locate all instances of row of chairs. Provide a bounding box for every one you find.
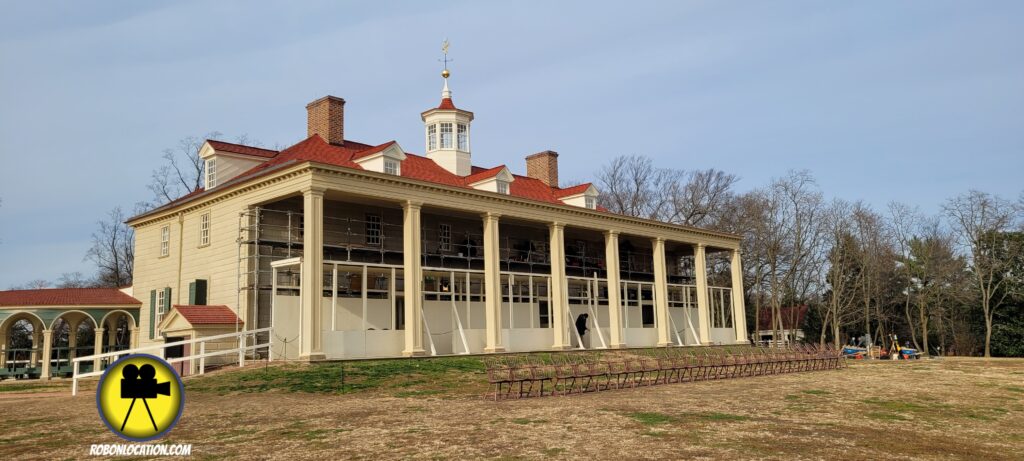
[484,344,845,400]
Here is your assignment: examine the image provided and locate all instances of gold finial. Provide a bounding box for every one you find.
[440,39,451,79]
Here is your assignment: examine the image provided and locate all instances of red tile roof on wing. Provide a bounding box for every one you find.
[207,140,279,159]
[0,288,141,307]
[172,305,244,325]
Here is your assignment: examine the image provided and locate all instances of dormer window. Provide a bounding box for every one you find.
[457,123,468,151]
[427,124,437,151]
[496,180,509,195]
[384,159,399,175]
[585,197,596,209]
[205,158,217,188]
[440,122,453,149]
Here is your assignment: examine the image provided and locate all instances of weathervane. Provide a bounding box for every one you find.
[440,39,452,79]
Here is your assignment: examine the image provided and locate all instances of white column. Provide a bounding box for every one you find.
[483,212,505,352]
[402,201,427,356]
[40,329,53,381]
[652,238,672,347]
[604,230,625,348]
[695,243,711,345]
[731,249,748,343]
[93,327,105,372]
[0,333,6,367]
[549,222,571,350]
[299,187,326,361]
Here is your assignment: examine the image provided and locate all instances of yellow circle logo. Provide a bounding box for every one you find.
[96,354,185,442]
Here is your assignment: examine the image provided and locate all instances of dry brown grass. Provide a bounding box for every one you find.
[1,357,1022,460]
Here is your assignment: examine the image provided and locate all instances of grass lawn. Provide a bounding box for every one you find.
[0,356,1021,459]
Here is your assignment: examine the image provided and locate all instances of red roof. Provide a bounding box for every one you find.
[757,305,809,331]
[208,140,279,159]
[130,134,600,222]
[464,165,507,184]
[438,97,457,110]
[553,183,593,198]
[0,288,141,307]
[172,305,243,325]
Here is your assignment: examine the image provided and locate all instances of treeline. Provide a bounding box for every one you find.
[597,155,1024,357]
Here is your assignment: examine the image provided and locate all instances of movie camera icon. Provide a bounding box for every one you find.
[119,363,172,432]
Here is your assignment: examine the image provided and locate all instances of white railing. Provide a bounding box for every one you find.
[71,327,272,396]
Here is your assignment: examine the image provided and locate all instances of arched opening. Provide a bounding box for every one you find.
[100,310,136,353]
[1,313,45,379]
[49,312,97,377]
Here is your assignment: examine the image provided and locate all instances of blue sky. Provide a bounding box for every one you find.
[1,1,1022,288]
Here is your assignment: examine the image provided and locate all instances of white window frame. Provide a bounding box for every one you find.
[496,180,509,195]
[457,123,468,151]
[440,122,453,149]
[427,124,437,151]
[384,159,399,175]
[160,225,170,257]
[365,214,382,246]
[157,289,166,317]
[205,158,217,188]
[439,223,452,251]
[585,196,596,209]
[199,212,211,247]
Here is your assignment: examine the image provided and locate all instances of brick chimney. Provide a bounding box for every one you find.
[306,95,346,145]
[526,150,559,187]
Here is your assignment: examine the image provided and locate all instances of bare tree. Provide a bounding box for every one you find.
[596,155,738,229]
[821,200,863,347]
[86,207,135,288]
[147,132,221,206]
[888,201,923,349]
[943,190,1021,357]
[57,272,95,288]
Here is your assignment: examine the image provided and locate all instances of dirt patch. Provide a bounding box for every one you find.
[0,357,1021,460]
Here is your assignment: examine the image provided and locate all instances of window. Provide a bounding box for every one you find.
[205,158,217,188]
[585,196,596,209]
[365,214,382,246]
[457,123,468,150]
[439,223,451,251]
[427,124,437,151]
[440,122,453,149]
[496,180,509,195]
[160,225,170,257]
[156,289,166,316]
[384,159,399,175]
[199,212,210,246]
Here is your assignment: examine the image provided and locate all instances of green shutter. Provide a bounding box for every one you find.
[149,290,156,339]
[195,279,208,305]
[189,279,208,305]
[164,287,172,313]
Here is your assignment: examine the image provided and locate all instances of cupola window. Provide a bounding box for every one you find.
[440,122,453,149]
[427,124,437,151]
[457,123,468,151]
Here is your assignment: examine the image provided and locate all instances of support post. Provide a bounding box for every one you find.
[299,186,326,361]
[731,249,748,344]
[549,222,570,350]
[604,230,626,348]
[68,320,79,361]
[483,212,505,352]
[40,329,53,380]
[93,327,105,372]
[403,201,427,356]
[695,243,711,345]
[652,238,672,347]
